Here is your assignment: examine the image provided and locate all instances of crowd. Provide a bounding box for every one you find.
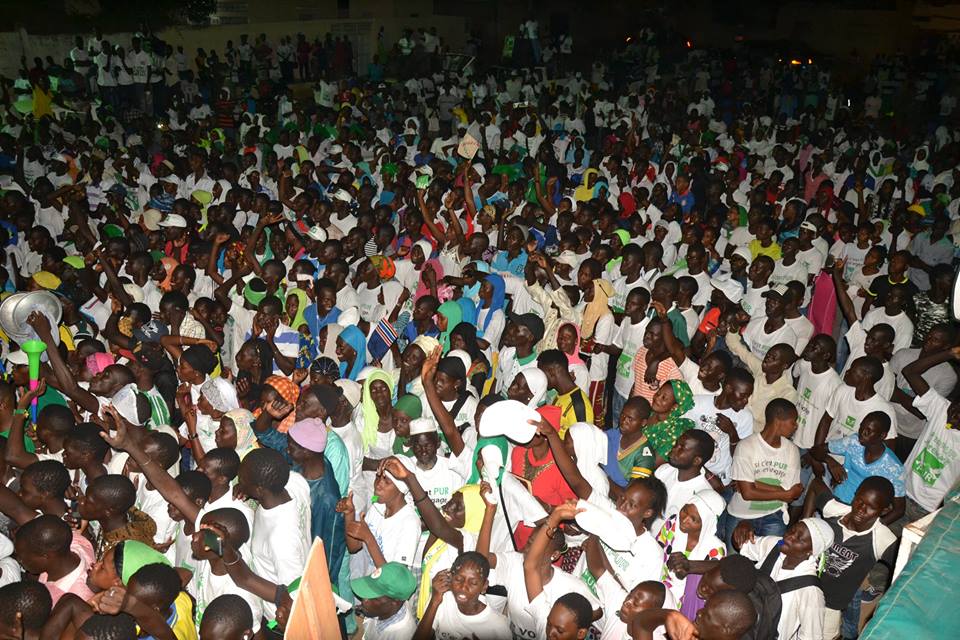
[0,16,957,640]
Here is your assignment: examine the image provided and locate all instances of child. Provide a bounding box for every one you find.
[725,317,798,432]
[655,429,715,524]
[546,593,596,640]
[415,552,511,640]
[0,580,51,640]
[604,396,657,485]
[608,287,652,425]
[198,594,254,640]
[13,515,95,604]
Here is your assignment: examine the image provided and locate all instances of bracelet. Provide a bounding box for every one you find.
[414,493,430,504]
[224,554,240,566]
[13,409,28,416]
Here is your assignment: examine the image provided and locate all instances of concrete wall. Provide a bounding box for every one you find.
[0,12,468,79]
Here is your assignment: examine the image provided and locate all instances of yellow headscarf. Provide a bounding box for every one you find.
[285,287,310,332]
[581,278,613,340]
[417,485,486,617]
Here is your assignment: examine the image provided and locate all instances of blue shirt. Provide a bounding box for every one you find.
[828,434,905,503]
[491,249,528,278]
[669,190,696,214]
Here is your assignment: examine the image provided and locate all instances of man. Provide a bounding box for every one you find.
[741,285,799,358]
[537,349,592,437]
[351,562,418,640]
[654,429,715,525]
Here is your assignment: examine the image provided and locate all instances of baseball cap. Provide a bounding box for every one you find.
[5,349,29,366]
[508,312,545,343]
[763,284,790,298]
[141,209,163,231]
[307,225,327,242]
[351,563,417,601]
[159,214,188,228]
[478,399,540,444]
[799,221,818,233]
[710,274,743,304]
[731,246,752,265]
[132,319,169,343]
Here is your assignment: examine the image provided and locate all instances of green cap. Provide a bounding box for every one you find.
[350,562,416,601]
[63,256,85,269]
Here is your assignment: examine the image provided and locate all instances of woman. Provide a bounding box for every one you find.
[336,325,368,381]
[436,300,463,353]
[309,356,341,386]
[642,380,696,462]
[657,489,727,617]
[506,368,548,408]
[556,322,590,394]
[184,377,239,459]
[253,374,301,437]
[449,323,488,393]
[216,408,260,459]
[476,274,506,351]
[358,368,395,456]
[234,338,273,408]
[579,278,615,428]
[411,238,444,301]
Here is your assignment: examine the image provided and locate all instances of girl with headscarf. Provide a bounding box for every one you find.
[411,238,445,301]
[415,484,487,618]
[505,368,548,408]
[456,297,477,328]
[284,287,310,333]
[642,380,696,461]
[187,376,239,458]
[476,274,506,350]
[556,322,590,394]
[435,300,463,353]
[217,408,260,460]
[657,489,727,617]
[390,393,422,456]
[579,278,615,428]
[336,325,368,381]
[448,321,489,396]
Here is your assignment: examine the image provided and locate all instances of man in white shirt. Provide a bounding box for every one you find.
[350,563,419,640]
[654,430,715,529]
[126,38,151,113]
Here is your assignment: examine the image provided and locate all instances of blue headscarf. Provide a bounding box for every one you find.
[457,297,477,328]
[337,325,367,381]
[481,274,505,335]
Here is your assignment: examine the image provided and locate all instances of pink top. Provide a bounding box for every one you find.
[41,530,95,605]
[632,346,682,401]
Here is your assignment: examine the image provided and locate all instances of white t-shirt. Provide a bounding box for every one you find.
[588,313,617,382]
[784,315,815,355]
[361,604,418,640]
[862,307,914,354]
[906,389,960,513]
[362,502,422,572]
[251,492,311,619]
[654,465,713,527]
[432,592,512,640]
[824,384,898,442]
[679,359,721,397]
[397,455,465,511]
[613,317,650,397]
[494,551,600,640]
[890,349,957,439]
[727,433,801,519]
[839,321,895,400]
[742,317,799,358]
[684,395,754,484]
[741,284,769,318]
[792,360,842,449]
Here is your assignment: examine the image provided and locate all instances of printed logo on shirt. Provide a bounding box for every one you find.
[912,445,947,487]
[824,543,858,579]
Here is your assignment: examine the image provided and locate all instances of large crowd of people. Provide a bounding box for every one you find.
[0,16,957,640]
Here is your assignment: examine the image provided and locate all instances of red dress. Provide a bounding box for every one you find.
[509,445,576,549]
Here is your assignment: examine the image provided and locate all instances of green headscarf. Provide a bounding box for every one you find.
[436,300,463,354]
[466,436,510,485]
[361,369,394,452]
[119,540,171,585]
[394,394,422,419]
[285,287,310,331]
[645,379,696,459]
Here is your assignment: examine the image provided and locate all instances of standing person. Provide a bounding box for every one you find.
[725,399,803,545]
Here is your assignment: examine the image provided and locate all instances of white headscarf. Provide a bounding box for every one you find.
[519,368,548,407]
[662,489,727,603]
[200,377,239,414]
[568,422,610,500]
[801,517,836,573]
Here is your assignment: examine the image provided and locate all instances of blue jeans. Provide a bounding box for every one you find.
[610,391,628,429]
[725,510,787,551]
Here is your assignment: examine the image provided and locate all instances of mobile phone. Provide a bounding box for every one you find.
[203,529,223,556]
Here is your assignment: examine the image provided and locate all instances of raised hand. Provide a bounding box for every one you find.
[264,398,294,420]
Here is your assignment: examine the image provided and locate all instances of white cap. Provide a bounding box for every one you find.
[334,379,361,408]
[478,399,540,444]
[710,274,743,304]
[408,418,438,436]
[332,189,354,203]
[140,208,162,231]
[328,144,343,155]
[574,499,637,552]
[308,225,327,242]
[5,349,29,366]
[159,214,188,228]
[732,246,752,265]
[338,306,360,326]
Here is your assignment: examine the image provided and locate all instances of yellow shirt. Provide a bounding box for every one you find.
[749,239,782,261]
[169,591,199,640]
[555,387,593,438]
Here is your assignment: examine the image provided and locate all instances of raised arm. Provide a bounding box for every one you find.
[523,501,581,601]
[903,347,960,398]
[3,380,46,469]
[831,260,858,325]
[537,420,593,500]
[421,347,465,456]
[26,312,100,415]
[380,457,464,548]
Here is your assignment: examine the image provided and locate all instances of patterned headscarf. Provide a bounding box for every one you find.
[360,369,394,451]
[254,375,301,433]
[644,379,696,459]
[222,409,258,459]
[369,255,396,279]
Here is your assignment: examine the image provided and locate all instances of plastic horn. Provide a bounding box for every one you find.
[20,339,46,423]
